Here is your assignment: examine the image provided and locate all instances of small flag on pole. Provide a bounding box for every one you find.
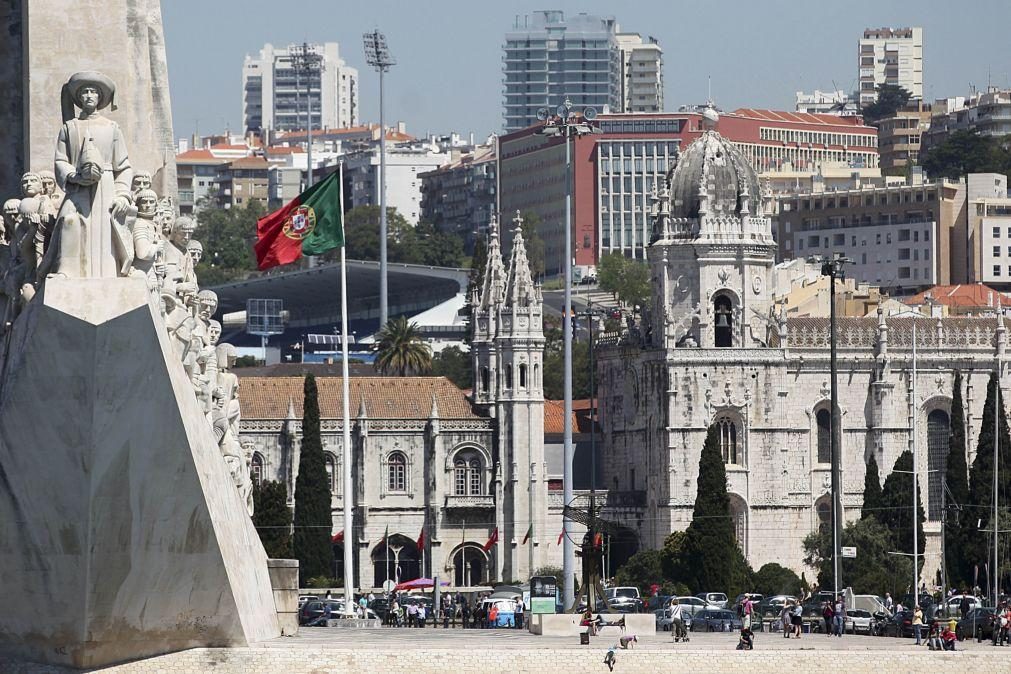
[483,527,499,553]
[254,171,345,269]
[522,524,532,545]
[417,526,426,551]
[557,530,565,546]
[331,530,344,544]
[378,524,389,547]
[593,533,603,550]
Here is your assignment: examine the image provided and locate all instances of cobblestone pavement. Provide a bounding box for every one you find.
[263,625,1001,652]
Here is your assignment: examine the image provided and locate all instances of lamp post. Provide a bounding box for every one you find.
[363,30,396,328]
[819,255,851,600]
[289,43,324,190]
[537,99,600,610]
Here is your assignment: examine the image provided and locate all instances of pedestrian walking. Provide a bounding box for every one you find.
[960,594,971,618]
[792,601,803,638]
[670,601,687,641]
[822,601,834,635]
[912,605,924,645]
[407,601,418,627]
[515,598,525,630]
[833,598,845,637]
[417,604,427,628]
[781,603,792,638]
[884,592,893,614]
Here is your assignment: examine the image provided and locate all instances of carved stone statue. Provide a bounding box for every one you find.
[38,169,64,211]
[1,199,18,246]
[131,170,152,197]
[52,71,134,279]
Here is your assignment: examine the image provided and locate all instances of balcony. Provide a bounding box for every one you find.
[444,494,494,509]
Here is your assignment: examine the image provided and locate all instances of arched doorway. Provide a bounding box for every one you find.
[714,294,734,347]
[452,544,487,586]
[926,409,951,521]
[371,534,421,586]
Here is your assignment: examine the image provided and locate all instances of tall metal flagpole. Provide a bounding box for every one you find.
[561,121,575,611]
[339,161,355,612]
[912,323,919,599]
[994,370,1000,604]
[378,63,388,326]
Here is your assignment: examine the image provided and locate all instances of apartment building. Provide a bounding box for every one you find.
[616,33,663,113]
[922,88,1011,153]
[873,100,932,174]
[419,145,497,246]
[795,90,859,116]
[343,142,449,225]
[964,173,1011,287]
[858,27,923,105]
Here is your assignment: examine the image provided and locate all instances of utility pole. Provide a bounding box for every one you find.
[363,30,396,328]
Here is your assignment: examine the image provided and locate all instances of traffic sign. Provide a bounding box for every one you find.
[383,579,396,593]
[841,546,857,558]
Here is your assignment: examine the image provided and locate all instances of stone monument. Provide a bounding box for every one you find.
[0,71,280,670]
[0,0,176,200]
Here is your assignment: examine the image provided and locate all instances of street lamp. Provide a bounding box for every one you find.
[818,254,852,601]
[537,98,600,610]
[363,30,396,328]
[289,43,325,189]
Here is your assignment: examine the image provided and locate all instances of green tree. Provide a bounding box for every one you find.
[467,234,488,299]
[861,84,912,124]
[542,339,589,400]
[921,130,1011,180]
[431,345,472,389]
[752,563,804,597]
[519,211,546,279]
[375,316,432,376]
[597,252,625,300]
[667,425,753,598]
[234,355,259,368]
[337,205,413,263]
[878,451,926,572]
[614,549,665,597]
[292,374,334,584]
[945,370,973,588]
[618,258,650,308]
[862,453,883,522]
[967,372,1011,574]
[253,480,292,559]
[803,516,913,596]
[194,198,264,285]
[413,221,466,267]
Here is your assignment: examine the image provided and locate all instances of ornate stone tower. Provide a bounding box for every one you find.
[648,108,778,350]
[472,212,545,582]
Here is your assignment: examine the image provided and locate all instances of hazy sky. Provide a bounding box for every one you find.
[163,0,1011,141]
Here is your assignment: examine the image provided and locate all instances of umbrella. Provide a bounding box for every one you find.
[394,577,450,591]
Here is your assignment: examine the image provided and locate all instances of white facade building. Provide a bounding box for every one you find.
[858,27,923,105]
[616,33,664,113]
[243,42,358,136]
[795,90,859,116]
[345,142,449,225]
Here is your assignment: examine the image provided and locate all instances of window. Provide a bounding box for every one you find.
[250,452,264,487]
[325,453,337,494]
[480,367,490,394]
[505,366,513,389]
[815,494,831,532]
[454,459,467,495]
[995,246,1002,258]
[716,416,741,465]
[519,364,527,388]
[453,450,484,496]
[995,266,1002,278]
[995,227,1002,239]
[927,410,951,521]
[470,459,482,495]
[816,408,832,464]
[388,452,407,492]
[714,295,733,348]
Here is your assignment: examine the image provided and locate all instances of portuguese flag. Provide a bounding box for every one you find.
[255,171,344,270]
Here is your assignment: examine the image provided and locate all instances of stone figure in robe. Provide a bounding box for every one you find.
[38,170,65,212]
[128,188,161,283]
[1,199,17,246]
[52,71,134,279]
[163,216,196,298]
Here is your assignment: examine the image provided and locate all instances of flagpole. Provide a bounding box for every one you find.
[339,160,355,615]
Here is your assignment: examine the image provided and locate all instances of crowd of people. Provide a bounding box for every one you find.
[379,590,527,630]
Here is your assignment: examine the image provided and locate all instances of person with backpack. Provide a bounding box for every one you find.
[822,601,834,635]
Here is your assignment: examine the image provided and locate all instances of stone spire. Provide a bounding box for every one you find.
[504,211,538,308]
[480,212,507,310]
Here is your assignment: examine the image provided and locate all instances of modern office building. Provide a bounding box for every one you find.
[616,33,663,113]
[858,27,923,105]
[242,42,358,136]
[499,109,878,273]
[502,11,621,132]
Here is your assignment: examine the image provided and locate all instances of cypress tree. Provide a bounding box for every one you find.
[292,374,334,584]
[945,370,972,588]
[879,451,925,573]
[253,480,293,559]
[862,453,883,522]
[967,372,1011,576]
[674,425,752,597]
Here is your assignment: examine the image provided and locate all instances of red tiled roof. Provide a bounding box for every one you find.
[176,149,226,162]
[905,284,1011,309]
[228,156,269,169]
[732,108,872,128]
[264,146,306,155]
[544,399,596,435]
[209,143,252,151]
[238,376,483,420]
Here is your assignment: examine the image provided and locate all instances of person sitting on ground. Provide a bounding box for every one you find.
[941,624,957,651]
[736,626,754,650]
[926,621,942,651]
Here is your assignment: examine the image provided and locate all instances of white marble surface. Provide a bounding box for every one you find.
[0,278,279,669]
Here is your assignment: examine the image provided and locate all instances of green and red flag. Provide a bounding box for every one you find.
[255,171,344,269]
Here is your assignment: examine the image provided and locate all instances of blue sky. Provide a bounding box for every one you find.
[163,0,1011,141]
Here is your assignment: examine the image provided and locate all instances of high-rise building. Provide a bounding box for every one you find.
[858,27,923,106]
[502,11,621,132]
[242,42,358,136]
[616,33,663,113]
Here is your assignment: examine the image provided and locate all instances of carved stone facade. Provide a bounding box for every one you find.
[598,110,1008,583]
[238,216,550,588]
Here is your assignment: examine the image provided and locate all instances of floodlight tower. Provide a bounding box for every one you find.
[289,43,325,189]
[363,30,396,328]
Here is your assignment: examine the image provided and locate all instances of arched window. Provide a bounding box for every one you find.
[505,365,513,389]
[815,494,832,533]
[927,409,951,521]
[534,364,540,389]
[324,453,337,494]
[388,452,407,492]
[519,364,527,389]
[714,294,733,347]
[250,452,264,487]
[481,367,490,394]
[816,408,832,464]
[452,450,484,496]
[716,416,740,465]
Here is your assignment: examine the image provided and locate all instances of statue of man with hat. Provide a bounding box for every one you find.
[51,71,134,278]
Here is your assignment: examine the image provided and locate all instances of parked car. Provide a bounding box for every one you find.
[691,609,742,632]
[479,598,517,627]
[945,595,981,616]
[298,599,326,625]
[956,608,997,641]
[731,593,765,615]
[675,596,710,617]
[298,594,319,609]
[605,587,644,612]
[646,594,673,612]
[757,595,796,619]
[879,609,915,638]
[655,606,693,632]
[845,608,875,634]
[695,592,729,609]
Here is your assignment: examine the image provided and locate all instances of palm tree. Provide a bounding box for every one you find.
[374,316,432,376]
